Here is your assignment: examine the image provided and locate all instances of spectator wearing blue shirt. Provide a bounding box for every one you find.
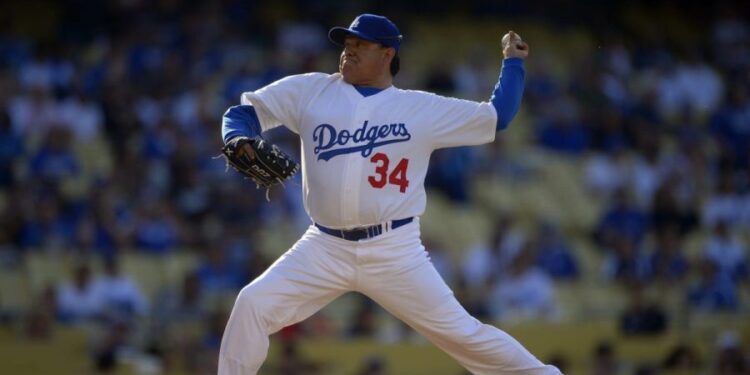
[641,226,689,283]
[534,223,579,280]
[76,213,118,260]
[710,85,750,168]
[687,258,739,312]
[703,220,748,283]
[425,146,477,203]
[133,202,179,254]
[536,95,590,155]
[20,195,77,251]
[56,263,103,324]
[602,235,648,283]
[196,247,246,294]
[594,188,649,250]
[29,127,79,185]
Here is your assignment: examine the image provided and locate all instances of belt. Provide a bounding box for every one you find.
[315,217,414,241]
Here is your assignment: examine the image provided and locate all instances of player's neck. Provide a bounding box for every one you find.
[346,74,392,89]
[354,82,391,90]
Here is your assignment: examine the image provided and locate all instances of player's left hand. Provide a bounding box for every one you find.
[221,136,300,189]
[502,31,528,59]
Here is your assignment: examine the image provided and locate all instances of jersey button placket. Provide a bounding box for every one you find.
[339,101,361,226]
[348,102,368,225]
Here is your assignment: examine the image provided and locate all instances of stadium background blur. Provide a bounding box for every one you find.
[1,0,749,374]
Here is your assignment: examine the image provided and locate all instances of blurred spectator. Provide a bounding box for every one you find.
[687,258,739,312]
[92,321,131,373]
[714,331,749,375]
[630,134,663,210]
[660,127,711,211]
[17,47,56,91]
[58,89,104,142]
[594,188,649,249]
[602,236,647,283]
[133,202,180,254]
[710,84,750,168]
[425,147,477,203]
[92,256,148,322]
[534,222,579,280]
[619,283,667,336]
[584,141,629,200]
[29,127,79,185]
[453,47,495,101]
[662,343,702,372]
[590,341,620,375]
[8,86,57,136]
[712,9,750,72]
[462,215,525,289]
[423,237,456,285]
[703,220,748,283]
[174,168,212,222]
[488,242,557,322]
[277,19,326,58]
[671,51,723,117]
[641,226,689,283]
[75,212,119,260]
[19,193,77,251]
[195,247,246,294]
[703,170,748,229]
[649,182,698,238]
[536,95,590,154]
[56,263,103,324]
[154,271,208,327]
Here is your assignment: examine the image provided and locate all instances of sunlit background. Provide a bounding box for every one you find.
[0,0,749,374]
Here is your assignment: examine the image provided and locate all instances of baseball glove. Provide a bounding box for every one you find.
[221,136,299,189]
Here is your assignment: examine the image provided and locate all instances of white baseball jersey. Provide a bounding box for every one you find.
[241,72,497,229]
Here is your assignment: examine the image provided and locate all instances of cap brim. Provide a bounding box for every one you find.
[328,27,379,46]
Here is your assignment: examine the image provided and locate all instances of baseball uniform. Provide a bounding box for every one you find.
[218,13,561,375]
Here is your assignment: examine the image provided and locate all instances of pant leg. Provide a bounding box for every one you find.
[218,228,354,375]
[357,229,561,375]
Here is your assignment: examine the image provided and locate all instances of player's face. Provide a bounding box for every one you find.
[339,35,393,85]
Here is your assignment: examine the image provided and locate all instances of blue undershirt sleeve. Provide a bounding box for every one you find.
[221,105,262,144]
[490,57,526,131]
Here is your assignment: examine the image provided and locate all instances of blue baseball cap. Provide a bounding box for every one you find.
[328,14,402,52]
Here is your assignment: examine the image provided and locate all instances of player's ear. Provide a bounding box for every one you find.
[382,46,395,62]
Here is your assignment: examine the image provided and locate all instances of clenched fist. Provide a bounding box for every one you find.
[502,31,529,59]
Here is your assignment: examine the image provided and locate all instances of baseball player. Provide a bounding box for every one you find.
[218,13,562,375]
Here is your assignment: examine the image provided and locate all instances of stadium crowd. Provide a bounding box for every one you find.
[0,1,748,374]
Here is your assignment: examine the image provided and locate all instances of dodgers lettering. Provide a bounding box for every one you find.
[313,121,411,161]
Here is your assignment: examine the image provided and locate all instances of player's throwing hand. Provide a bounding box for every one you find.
[502,30,529,59]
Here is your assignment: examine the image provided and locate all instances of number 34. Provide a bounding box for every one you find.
[368,152,409,193]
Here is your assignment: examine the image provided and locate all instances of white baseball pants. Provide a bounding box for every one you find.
[218,219,561,374]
